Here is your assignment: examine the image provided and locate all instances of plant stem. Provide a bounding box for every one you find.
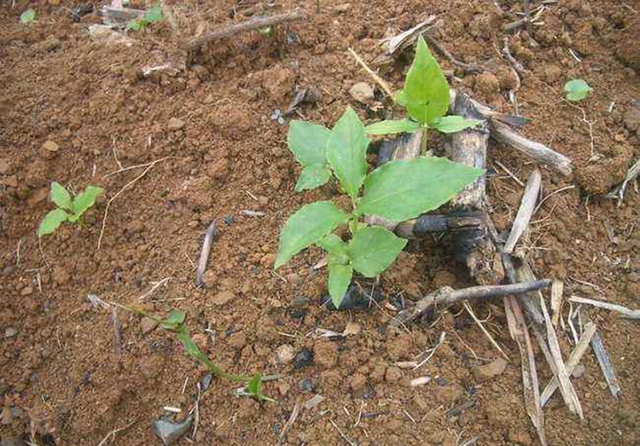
[420,125,429,155]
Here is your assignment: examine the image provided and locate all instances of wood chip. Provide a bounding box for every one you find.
[504,169,541,253]
[550,280,564,328]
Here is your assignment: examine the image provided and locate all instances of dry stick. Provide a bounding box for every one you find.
[569,296,640,320]
[389,280,551,329]
[539,295,583,418]
[195,221,217,288]
[186,11,307,52]
[347,47,394,98]
[105,156,170,178]
[504,296,547,446]
[463,302,510,361]
[424,34,483,73]
[278,402,301,445]
[523,0,534,36]
[504,169,541,253]
[329,418,357,446]
[541,322,596,407]
[590,329,622,397]
[98,158,168,249]
[95,419,137,446]
[550,280,564,328]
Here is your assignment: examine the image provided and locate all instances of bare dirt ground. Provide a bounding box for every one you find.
[0,1,639,445]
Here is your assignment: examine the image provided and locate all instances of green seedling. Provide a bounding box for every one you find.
[38,182,104,237]
[20,9,36,24]
[277,107,483,308]
[365,35,483,151]
[126,4,164,31]
[124,306,276,402]
[564,79,592,102]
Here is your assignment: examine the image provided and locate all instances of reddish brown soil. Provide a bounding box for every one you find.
[1,1,639,445]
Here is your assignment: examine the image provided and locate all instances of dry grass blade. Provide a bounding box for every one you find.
[504,296,547,446]
[463,302,509,361]
[278,402,301,445]
[591,329,622,397]
[504,169,541,253]
[539,296,583,418]
[550,280,564,327]
[541,322,596,406]
[569,296,640,320]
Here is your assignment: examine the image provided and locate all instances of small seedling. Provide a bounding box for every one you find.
[126,4,164,31]
[38,182,104,237]
[564,79,592,102]
[123,306,275,401]
[365,35,483,151]
[20,9,36,24]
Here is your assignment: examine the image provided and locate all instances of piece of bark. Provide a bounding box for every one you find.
[394,211,486,238]
[591,330,622,397]
[504,169,541,253]
[389,280,551,329]
[550,280,564,328]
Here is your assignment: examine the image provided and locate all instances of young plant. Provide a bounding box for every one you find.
[365,35,482,150]
[20,9,36,24]
[126,4,164,31]
[277,108,483,308]
[124,306,275,401]
[564,79,592,102]
[38,182,104,237]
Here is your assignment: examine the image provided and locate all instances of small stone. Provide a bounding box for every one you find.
[0,159,10,175]
[168,117,185,131]
[212,291,234,306]
[4,328,17,338]
[384,366,402,382]
[223,215,234,226]
[572,364,586,379]
[276,344,295,364]
[349,82,374,103]
[293,347,314,369]
[289,296,310,308]
[203,94,215,104]
[299,378,315,392]
[410,376,431,387]
[228,332,247,350]
[141,317,159,335]
[199,373,213,391]
[42,140,59,152]
[20,286,33,296]
[1,406,12,425]
[286,273,302,286]
[152,416,193,446]
[334,3,351,13]
[471,358,508,382]
[349,373,367,396]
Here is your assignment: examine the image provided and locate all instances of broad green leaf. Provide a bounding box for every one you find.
[50,182,72,211]
[295,164,332,192]
[126,20,144,31]
[317,234,349,264]
[160,310,186,330]
[275,201,349,268]
[432,115,483,133]
[396,36,449,126]
[328,263,353,309]
[69,186,104,221]
[38,209,69,237]
[564,79,592,102]
[326,108,369,199]
[356,157,484,222]
[347,226,407,277]
[145,4,164,22]
[20,9,36,24]
[287,120,331,167]
[365,119,421,135]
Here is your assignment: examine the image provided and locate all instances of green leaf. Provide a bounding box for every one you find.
[432,115,483,133]
[328,263,353,309]
[295,164,332,192]
[126,20,143,30]
[564,79,592,102]
[244,374,274,402]
[38,209,69,237]
[50,182,72,211]
[20,9,36,24]
[365,119,421,135]
[317,234,349,264]
[347,226,407,277]
[275,201,349,269]
[287,120,331,167]
[326,107,369,199]
[160,310,186,330]
[69,186,104,222]
[145,4,164,22]
[396,36,449,126]
[356,157,484,222]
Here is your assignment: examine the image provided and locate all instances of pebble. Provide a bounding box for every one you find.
[168,117,185,131]
[410,376,431,387]
[276,344,295,364]
[42,140,59,152]
[211,291,234,306]
[293,347,314,369]
[199,373,213,391]
[471,358,508,382]
[0,159,10,174]
[286,273,302,286]
[141,317,159,335]
[572,364,586,379]
[5,328,17,338]
[151,416,193,446]
[299,378,315,392]
[349,82,374,103]
[1,406,12,425]
[320,284,384,311]
[20,286,33,296]
[384,366,402,382]
[227,332,247,350]
[334,3,351,13]
[289,296,310,308]
[223,215,234,226]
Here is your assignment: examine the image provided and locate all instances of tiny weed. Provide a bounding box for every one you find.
[275,36,484,308]
[20,9,36,24]
[126,4,164,31]
[38,182,104,237]
[564,79,592,102]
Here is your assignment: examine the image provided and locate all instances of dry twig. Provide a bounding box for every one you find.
[591,329,622,397]
[504,169,541,253]
[569,296,640,320]
[195,222,217,288]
